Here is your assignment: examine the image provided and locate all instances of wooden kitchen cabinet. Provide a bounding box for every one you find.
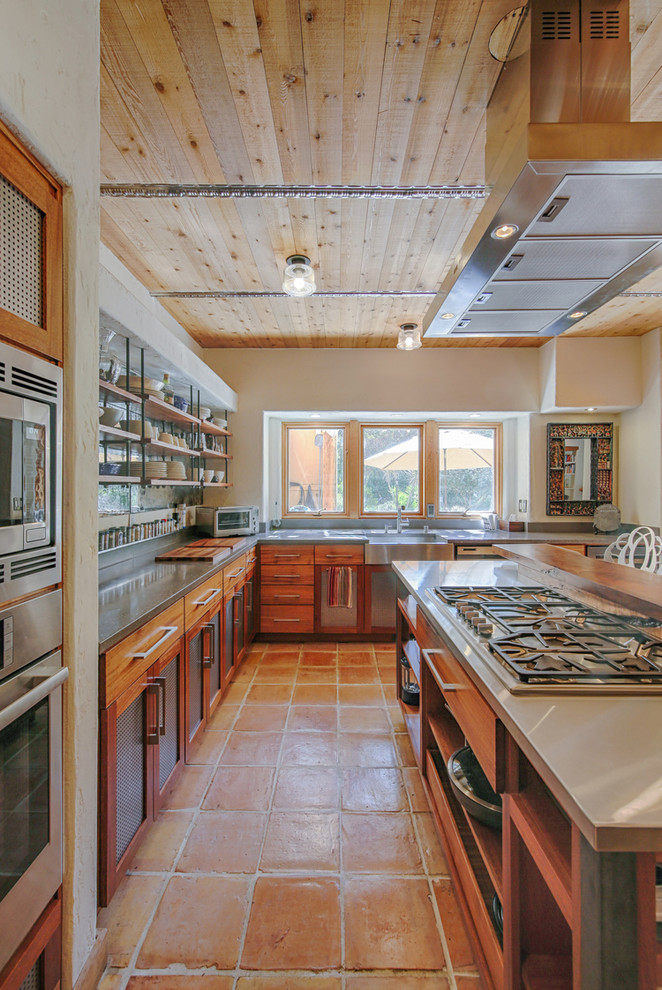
[0,891,61,990]
[315,562,364,635]
[260,544,315,634]
[185,601,222,760]
[364,564,397,635]
[99,636,185,906]
[0,122,63,363]
[244,555,257,645]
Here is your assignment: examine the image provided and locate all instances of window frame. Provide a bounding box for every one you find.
[359,423,424,518]
[433,421,502,518]
[282,421,349,519]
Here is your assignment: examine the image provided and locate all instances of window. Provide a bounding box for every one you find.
[285,425,345,515]
[362,426,422,514]
[438,427,498,513]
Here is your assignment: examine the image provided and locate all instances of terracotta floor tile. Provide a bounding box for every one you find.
[402,767,430,812]
[342,812,423,874]
[260,811,340,871]
[280,731,338,766]
[253,666,298,683]
[137,875,249,969]
[338,645,374,656]
[338,652,376,667]
[339,732,399,768]
[128,977,233,989]
[287,704,338,732]
[292,683,338,706]
[338,684,385,707]
[344,877,446,969]
[220,730,282,765]
[246,683,294,705]
[339,666,380,684]
[204,765,275,811]
[207,703,240,730]
[299,641,338,651]
[272,766,340,810]
[234,668,256,684]
[187,729,228,765]
[378,668,395,684]
[97,976,123,990]
[339,707,391,734]
[431,878,476,970]
[414,812,449,875]
[297,666,338,684]
[387,705,406,731]
[381,684,399,704]
[236,978,341,990]
[262,649,301,664]
[345,977,449,989]
[223,680,250,703]
[242,877,341,970]
[161,765,213,810]
[299,651,337,666]
[341,768,408,812]
[454,977,485,989]
[97,874,164,968]
[395,731,418,767]
[235,705,289,731]
[177,811,266,873]
[130,810,192,872]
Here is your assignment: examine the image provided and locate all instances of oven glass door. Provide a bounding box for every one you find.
[0,652,66,972]
[217,510,251,534]
[0,393,51,553]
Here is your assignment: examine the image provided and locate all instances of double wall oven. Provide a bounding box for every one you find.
[0,340,66,975]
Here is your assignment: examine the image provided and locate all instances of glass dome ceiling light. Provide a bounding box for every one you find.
[282,254,316,297]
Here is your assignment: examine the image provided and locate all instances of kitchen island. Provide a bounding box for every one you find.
[393,556,662,990]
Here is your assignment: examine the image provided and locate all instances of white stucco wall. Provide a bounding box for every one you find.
[619,329,662,528]
[0,2,100,986]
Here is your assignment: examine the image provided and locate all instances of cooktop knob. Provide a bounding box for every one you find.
[475,620,493,637]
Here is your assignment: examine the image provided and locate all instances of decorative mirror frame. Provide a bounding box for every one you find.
[546,423,613,516]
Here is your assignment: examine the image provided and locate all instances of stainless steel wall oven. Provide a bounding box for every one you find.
[0,590,67,973]
[0,339,62,602]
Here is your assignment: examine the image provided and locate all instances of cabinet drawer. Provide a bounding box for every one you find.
[260,605,314,633]
[261,584,314,606]
[246,546,257,566]
[261,544,315,565]
[224,553,247,593]
[314,544,364,565]
[101,599,184,708]
[261,563,314,585]
[419,617,502,790]
[184,570,224,627]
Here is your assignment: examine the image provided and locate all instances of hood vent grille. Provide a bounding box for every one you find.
[541,10,573,40]
[589,9,621,39]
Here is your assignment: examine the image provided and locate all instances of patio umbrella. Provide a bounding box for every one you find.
[364,431,493,472]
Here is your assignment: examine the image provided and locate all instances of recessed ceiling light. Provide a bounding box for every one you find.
[586,407,596,412]
[310,413,321,419]
[469,413,481,418]
[569,310,587,319]
[441,312,455,320]
[491,223,519,240]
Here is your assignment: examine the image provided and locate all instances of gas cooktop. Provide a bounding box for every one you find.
[427,586,662,694]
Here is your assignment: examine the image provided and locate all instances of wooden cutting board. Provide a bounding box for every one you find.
[189,538,247,550]
[155,543,232,564]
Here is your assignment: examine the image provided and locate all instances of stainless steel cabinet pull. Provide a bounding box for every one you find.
[422,648,462,691]
[273,573,300,578]
[227,567,244,579]
[153,676,167,735]
[132,626,178,660]
[272,617,300,623]
[145,683,160,744]
[273,553,301,558]
[274,593,300,599]
[192,587,222,607]
[325,554,352,559]
[202,622,215,668]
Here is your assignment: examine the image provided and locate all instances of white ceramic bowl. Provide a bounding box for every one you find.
[203,469,215,483]
[99,407,124,427]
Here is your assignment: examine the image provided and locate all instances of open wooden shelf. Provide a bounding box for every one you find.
[508,786,572,925]
[521,954,572,990]
[98,425,141,442]
[427,711,464,761]
[143,395,201,426]
[98,474,142,484]
[402,637,421,682]
[142,439,200,457]
[202,482,232,488]
[200,421,231,437]
[402,705,421,765]
[142,478,200,487]
[98,379,141,404]
[397,595,417,633]
[197,448,232,460]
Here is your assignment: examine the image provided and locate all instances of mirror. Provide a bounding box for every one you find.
[547,423,613,515]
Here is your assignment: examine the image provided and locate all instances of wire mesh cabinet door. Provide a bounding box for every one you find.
[315,564,364,635]
[152,639,185,813]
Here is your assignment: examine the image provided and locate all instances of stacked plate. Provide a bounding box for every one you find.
[199,406,211,420]
[118,375,164,398]
[166,461,187,481]
[145,461,167,480]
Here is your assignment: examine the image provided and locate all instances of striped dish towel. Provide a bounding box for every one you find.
[327,566,353,608]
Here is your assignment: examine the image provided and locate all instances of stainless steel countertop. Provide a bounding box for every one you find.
[393,558,662,850]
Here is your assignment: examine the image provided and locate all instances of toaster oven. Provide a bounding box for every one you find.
[196,505,259,537]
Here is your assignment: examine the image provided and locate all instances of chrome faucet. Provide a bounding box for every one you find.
[396,506,409,534]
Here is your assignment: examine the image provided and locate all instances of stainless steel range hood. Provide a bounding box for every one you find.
[423,0,662,340]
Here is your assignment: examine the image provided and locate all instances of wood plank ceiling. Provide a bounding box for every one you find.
[100,0,662,348]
